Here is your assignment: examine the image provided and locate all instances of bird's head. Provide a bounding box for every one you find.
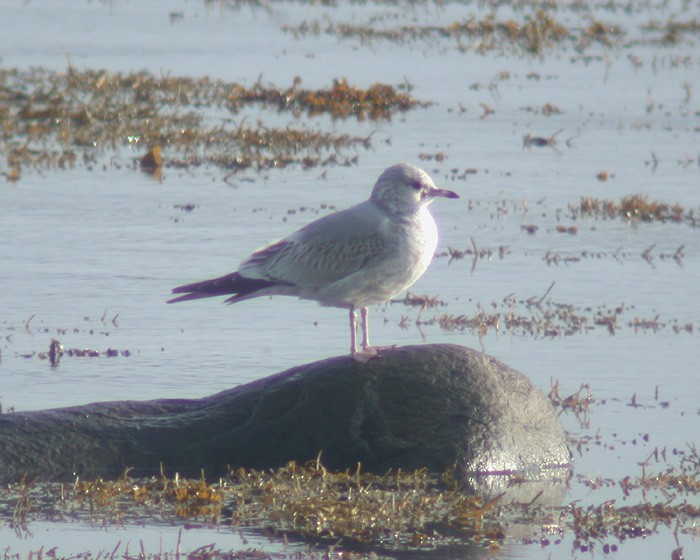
[370,163,459,216]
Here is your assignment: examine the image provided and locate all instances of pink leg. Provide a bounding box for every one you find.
[360,306,371,350]
[349,306,358,355]
[350,306,380,361]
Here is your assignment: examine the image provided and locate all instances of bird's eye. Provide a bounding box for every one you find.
[411,180,423,190]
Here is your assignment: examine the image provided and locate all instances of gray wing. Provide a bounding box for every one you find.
[238,201,391,288]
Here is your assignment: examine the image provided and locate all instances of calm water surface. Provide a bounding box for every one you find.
[1,0,698,558]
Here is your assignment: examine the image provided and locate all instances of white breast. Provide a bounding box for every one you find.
[341,209,437,306]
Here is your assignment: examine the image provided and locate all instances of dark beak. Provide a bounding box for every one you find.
[429,187,459,199]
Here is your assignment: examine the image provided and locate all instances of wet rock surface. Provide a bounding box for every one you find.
[0,344,569,484]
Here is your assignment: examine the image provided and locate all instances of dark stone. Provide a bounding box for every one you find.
[0,344,570,491]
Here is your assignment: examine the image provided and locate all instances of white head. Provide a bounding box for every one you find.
[370,163,459,216]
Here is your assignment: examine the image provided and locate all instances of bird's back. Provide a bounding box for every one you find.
[238,200,391,288]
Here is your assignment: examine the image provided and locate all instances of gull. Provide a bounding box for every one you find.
[168,163,459,359]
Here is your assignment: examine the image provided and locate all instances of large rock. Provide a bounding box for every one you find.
[0,344,570,488]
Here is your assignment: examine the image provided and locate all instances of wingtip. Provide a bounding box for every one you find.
[167,287,188,304]
[166,291,209,304]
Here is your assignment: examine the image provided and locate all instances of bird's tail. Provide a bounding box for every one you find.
[167,272,285,304]
[167,272,243,303]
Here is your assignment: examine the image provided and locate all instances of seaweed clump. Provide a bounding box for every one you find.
[3,462,505,551]
[410,294,694,338]
[0,67,427,179]
[228,77,428,120]
[2,450,698,556]
[572,195,695,225]
[285,10,609,55]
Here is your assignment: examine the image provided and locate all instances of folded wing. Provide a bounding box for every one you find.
[168,201,390,304]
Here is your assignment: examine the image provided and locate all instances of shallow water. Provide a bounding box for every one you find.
[1,0,699,558]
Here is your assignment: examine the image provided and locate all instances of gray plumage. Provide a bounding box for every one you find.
[168,163,459,358]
